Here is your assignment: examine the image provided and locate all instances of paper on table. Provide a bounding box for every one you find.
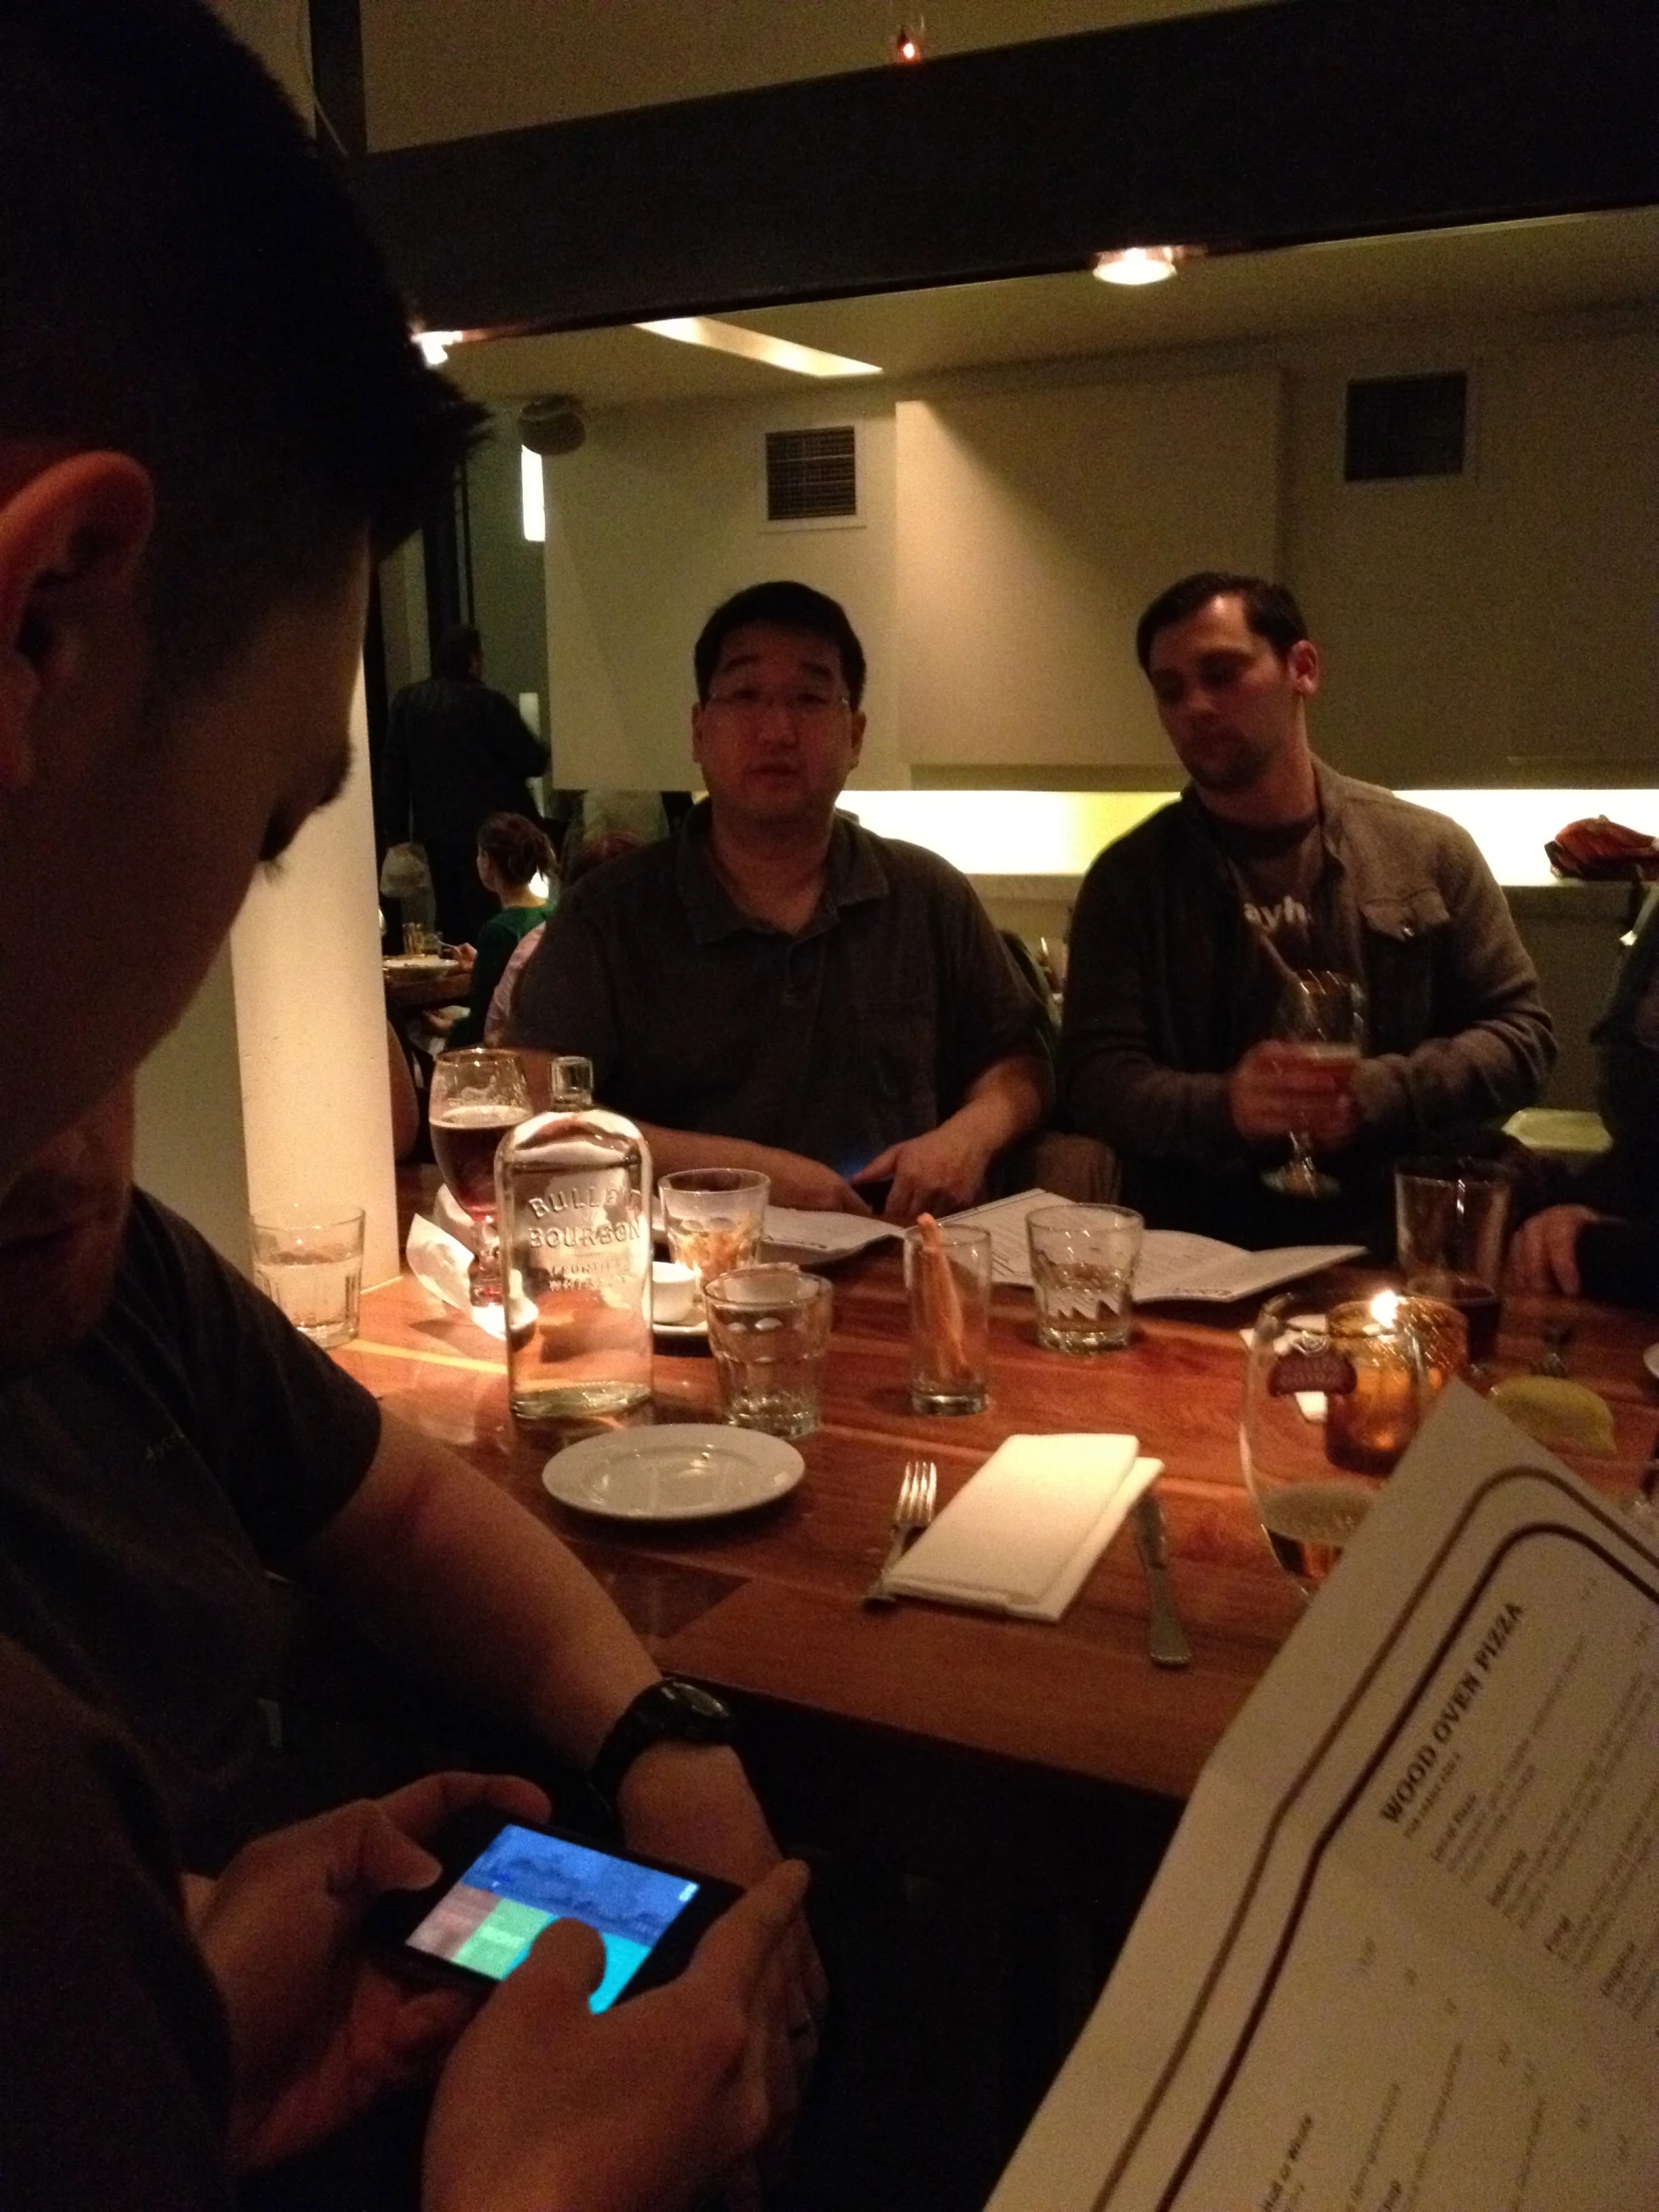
[763,1207,899,1258]
[884,1434,1161,1621]
[943,1191,1362,1299]
[943,1189,1074,1282]
[1134,1231,1365,1305]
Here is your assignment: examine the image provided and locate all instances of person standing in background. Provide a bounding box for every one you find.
[379,623,548,945]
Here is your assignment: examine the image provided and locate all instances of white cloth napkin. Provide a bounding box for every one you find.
[883,1434,1162,1621]
[405,1214,508,1340]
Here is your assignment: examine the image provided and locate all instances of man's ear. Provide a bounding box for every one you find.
[0,451,155,794]
[846,708,866,772]
[1287,638,1321,698]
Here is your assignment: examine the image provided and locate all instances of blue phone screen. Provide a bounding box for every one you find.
[405,1823,702,2010]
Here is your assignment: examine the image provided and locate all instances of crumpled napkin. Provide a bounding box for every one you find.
[883,1434,1162,1621]
[405,1213,507,1341]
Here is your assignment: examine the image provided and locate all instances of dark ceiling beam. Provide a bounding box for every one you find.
[347,0,1659,334]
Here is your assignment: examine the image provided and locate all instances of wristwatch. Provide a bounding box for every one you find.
[589,1678,735,1811]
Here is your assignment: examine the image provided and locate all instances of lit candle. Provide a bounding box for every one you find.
[1325,1293,1420,1475]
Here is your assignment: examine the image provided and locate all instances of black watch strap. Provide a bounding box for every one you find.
[589,1678,735,1811]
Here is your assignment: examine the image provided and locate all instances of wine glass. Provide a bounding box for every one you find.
[428,1048,533,1307]
[1261,969,1366,1199]
[1241,1293,1432,1600]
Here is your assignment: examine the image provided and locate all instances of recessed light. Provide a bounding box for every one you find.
[635,316,881,379]
[1092,247,1184,287]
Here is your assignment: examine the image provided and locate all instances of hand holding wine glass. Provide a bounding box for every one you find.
[1257,969,1365,1200]
[428,1048,533,1308]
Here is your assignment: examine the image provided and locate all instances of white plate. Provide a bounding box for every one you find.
[541,1423,804,1522]
[1644,1342,1659,1384]
[653,1315,709,1342]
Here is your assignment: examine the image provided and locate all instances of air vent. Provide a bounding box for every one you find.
[1345,372,1466,481]
[765,425,857,523]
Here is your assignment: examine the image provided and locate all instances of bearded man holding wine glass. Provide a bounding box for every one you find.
[1059,574,1555,1253]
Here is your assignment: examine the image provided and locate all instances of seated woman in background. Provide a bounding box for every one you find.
[447,812,557,1049]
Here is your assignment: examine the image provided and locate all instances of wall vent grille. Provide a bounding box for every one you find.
[765,425,857,522]
[1345,372,1467,481]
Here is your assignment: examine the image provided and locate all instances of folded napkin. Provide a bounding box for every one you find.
[883,1434,1162,1621]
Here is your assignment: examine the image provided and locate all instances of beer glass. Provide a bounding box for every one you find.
[429,1048,533,1307]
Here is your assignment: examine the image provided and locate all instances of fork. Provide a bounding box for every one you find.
[863,1457,937,1606]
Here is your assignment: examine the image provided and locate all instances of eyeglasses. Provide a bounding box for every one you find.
[703,684,849,725]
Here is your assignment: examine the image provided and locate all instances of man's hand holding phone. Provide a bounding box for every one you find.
[424,1859,811,2212]
[192,1770,549,2173]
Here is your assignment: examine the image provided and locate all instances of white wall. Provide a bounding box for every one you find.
[545,387,899,787]
[894,372,1280,771]
[543,303,1658,792]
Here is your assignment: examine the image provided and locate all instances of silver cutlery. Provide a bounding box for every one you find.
[863,1457,937,1606]
[1132,1491,1192,1669]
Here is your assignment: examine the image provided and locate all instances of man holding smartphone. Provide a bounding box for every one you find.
[0,4,813,2208]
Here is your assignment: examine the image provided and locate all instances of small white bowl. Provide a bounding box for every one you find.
[652,1260,697,1327]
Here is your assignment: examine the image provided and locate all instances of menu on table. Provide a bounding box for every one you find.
[990,1382,1659,2211]
[945,1189,1362,1298]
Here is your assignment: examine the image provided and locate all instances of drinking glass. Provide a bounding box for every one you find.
[1394,1156,1514,1370]
[1241,1292,1435,1599]
[1261,970,1366,1200]
[659,1169,771,1317]
[705,1265,831,1438]
[251,1202,364,1349]
[1027,1203,1143,1352]
[904,1221,992,1414]
[429,1047,533,1307]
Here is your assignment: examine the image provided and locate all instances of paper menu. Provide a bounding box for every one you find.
[943,1190,1362,1300]
[990,1384,1659,2210]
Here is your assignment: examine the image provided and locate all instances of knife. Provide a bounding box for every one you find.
[1132,1492,1192,1670]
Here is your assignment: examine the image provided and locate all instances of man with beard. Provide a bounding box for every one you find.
[1058,574,1553,1251]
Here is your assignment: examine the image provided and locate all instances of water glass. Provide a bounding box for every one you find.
[1394,1156,1514,1367]
[904,1222,992,1414]
[1027,1202,1143,1352]
[251,1202,365,1349]
[660,1169,771,1315]
[705,1265,831,1439]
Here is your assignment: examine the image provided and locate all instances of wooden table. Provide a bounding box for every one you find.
[334,1254,1659,1810]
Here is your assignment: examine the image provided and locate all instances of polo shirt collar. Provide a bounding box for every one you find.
[675,801,890,943]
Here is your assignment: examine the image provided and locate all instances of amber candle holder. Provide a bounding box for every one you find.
[1395,1295,1469,1398]
[1324,1295,1423,1475]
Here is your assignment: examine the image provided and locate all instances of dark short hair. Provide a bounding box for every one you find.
[0,0,484,699]
[1135,573,1310,672]
[433,623,482,680]
[477,811,553,888]
[693,581,867,709]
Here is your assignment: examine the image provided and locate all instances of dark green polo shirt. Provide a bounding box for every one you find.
[509,803,1046,1180]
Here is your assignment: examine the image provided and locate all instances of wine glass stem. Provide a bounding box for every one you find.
[469,1214,503,1306]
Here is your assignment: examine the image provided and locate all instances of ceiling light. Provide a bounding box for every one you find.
[520,448,546,543]
[1092,247,1183,287]
[413,327,464,365]
[635,316,881,379]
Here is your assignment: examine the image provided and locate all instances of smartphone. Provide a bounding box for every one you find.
[366,1810,741,2011]
[853,1174,894,1218]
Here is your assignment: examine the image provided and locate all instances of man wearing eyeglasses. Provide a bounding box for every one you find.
[511,580,1050,1221]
